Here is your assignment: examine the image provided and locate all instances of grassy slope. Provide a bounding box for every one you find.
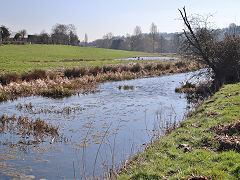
[0,44,153,73]
[119,83,240,179]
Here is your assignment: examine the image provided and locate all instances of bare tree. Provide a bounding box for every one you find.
[102,32,113,48]
[169,33,181,53]
[51,24,69,45]
[150,23,158,53]
[131,26,143,51]
[179,7,240,84]
[19,29,27,40]
[84,33,88,47]
[157,36,167,53]
[123,33,132,50]
[40,31,51,44]
[228,23,237,35]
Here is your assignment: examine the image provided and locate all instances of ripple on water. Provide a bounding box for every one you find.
[0,69,207,179]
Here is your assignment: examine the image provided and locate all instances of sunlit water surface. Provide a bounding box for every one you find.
[0,70,204,179]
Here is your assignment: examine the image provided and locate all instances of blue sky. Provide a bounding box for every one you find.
[1,0,240,41]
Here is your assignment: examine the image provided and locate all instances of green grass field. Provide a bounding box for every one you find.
[119,82,240,179]
[0,44,155,73]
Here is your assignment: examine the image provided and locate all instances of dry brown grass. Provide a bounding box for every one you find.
[0,60,203,102]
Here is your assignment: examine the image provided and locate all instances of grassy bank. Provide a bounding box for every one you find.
[0,44,164,73]
[118,83,240,179]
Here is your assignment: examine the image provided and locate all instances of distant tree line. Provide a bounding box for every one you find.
[28,24,80,46]
[90,22,240,53]
[1,22,240,53]
[90,23,183,53]
[0,24,81,46]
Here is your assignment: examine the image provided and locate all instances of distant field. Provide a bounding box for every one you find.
[0,44,158,73]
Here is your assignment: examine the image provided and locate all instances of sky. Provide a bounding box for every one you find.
[1,0,240,41]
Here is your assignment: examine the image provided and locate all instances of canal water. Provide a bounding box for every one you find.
[0,70,203,179]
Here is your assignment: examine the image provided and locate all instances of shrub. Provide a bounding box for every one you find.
[179,8,240,84]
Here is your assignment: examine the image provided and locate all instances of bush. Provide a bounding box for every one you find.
[212,35,240,83]
[179,8,240,84]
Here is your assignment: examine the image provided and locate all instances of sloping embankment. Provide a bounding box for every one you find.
[119,83,240,179]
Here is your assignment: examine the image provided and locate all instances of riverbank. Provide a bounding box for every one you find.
[118,82,240,179]
[0,61,202,103]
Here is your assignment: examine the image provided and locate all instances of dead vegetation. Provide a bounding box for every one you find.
[179,7,240,90]
[118,85,135,90]
[175,81,197,93]
[175,80,215,104]
[0,114,59,144]
[211,120,240,151]
[0,61,202,102]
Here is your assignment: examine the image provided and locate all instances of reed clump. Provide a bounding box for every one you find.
[175,82,197,93]
[0,73,20,85]
[0,114,59,139]
[88,66,102,76]
[130,63,142,73]
[21,69,47,81]
[0,60,203,102]
[41,87,72,98]
[118,85,135,90]
[144,64,153,71]
[64,67,87,78]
